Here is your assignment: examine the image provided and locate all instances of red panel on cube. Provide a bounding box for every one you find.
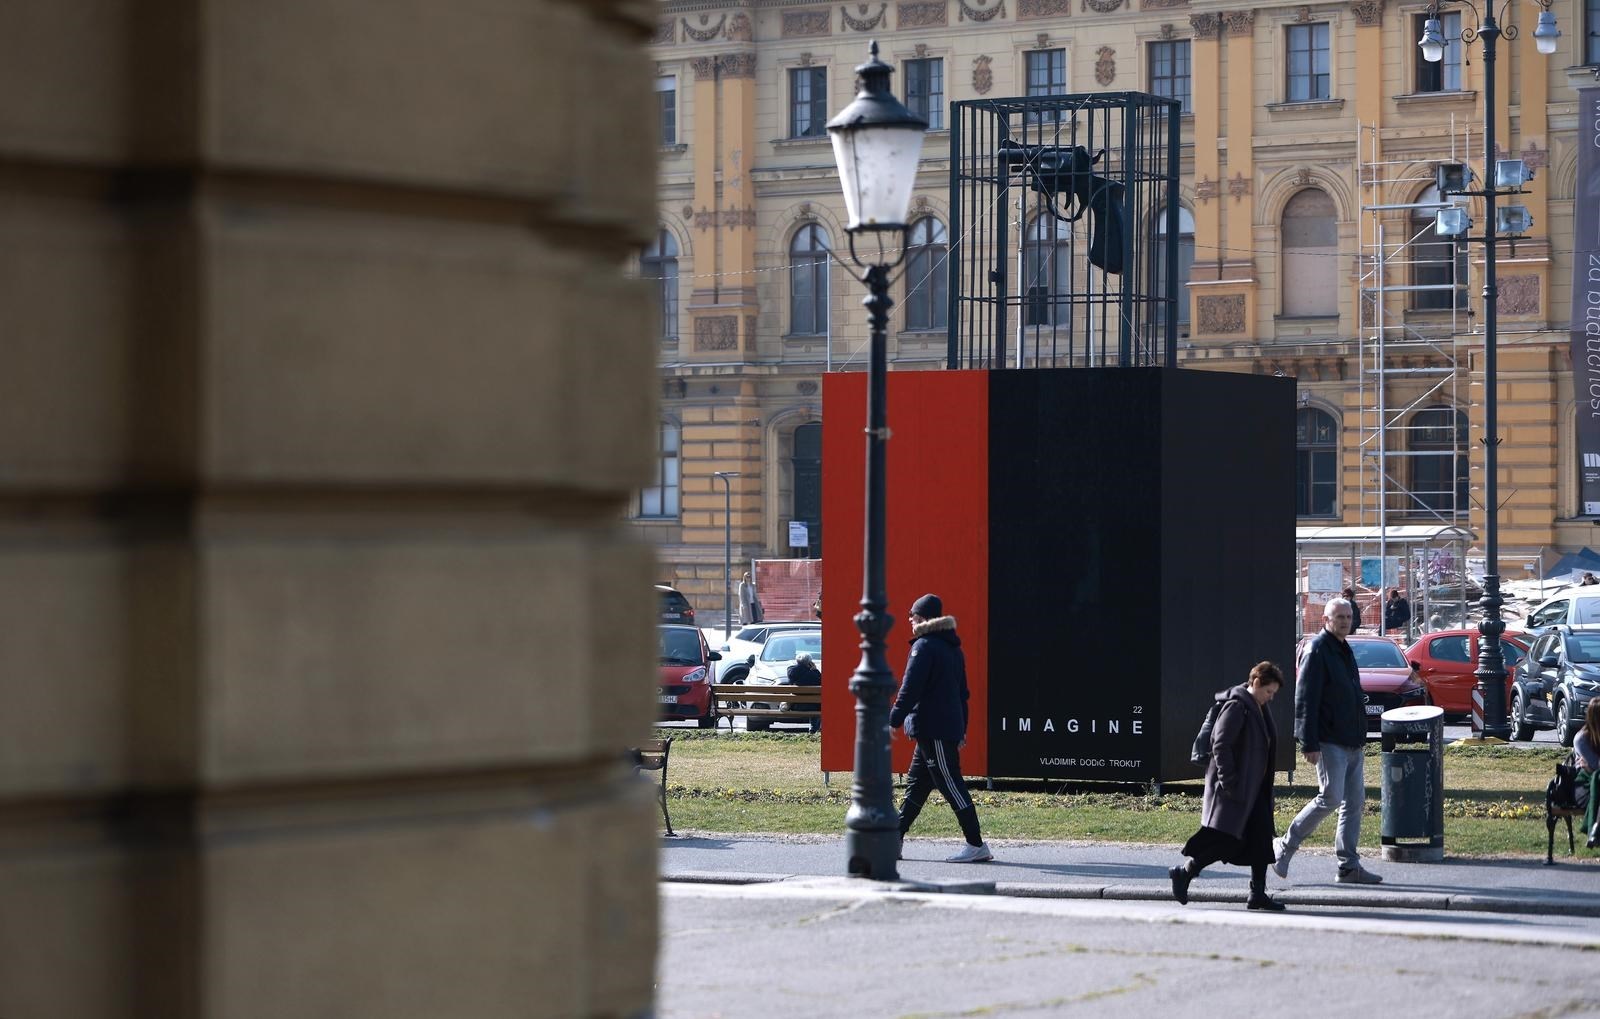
[819,370,989,775]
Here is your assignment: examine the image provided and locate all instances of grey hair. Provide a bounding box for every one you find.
[1325,596,1354,617]
[795,651,813,663]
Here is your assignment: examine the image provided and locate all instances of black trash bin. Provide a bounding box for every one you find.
[1379,704,1445,863]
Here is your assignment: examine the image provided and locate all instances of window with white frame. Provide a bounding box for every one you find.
[1415,12,1462,91]
[1149,40,1192,113]
[904,217,948,331]
[1152,205,1195,333]
[1286,23,1331,102]
[638,421,680,518]
[1023,216,1072,326]
[1296,407,1338,517]
[1025,49,1067,122]
[905,58,944,130]
[656,75,677,145]
[789,67,828,138]
[790,223,830,335]
[641,229,680,341]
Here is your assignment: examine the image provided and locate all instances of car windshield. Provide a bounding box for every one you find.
[1351,640,1406,669]
[762,634,822,662]
[733,627,766,642]
[658,629,702,664]
[1566,633,1600,663]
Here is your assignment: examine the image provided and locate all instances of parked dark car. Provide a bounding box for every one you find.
[657,584,695,624]
[1404,629,1530,720]
[658,624,720,728]
[1510,625,1600,745]
[1295,633,1428,733]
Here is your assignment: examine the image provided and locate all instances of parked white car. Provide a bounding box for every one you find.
[742,631,825,731]
[712,623,821,682]
[1526,587,1600,632]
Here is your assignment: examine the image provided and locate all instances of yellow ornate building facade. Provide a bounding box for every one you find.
[644,0,1593,617]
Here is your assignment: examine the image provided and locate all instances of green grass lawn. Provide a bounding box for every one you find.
[659,731,1599,860]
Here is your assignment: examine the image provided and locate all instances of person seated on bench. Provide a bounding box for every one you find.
[1577,699,1600,849]
[788,651,822,733]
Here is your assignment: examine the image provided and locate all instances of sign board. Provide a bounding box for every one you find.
[787,520,809,548]
[1360,556,1399,589]
[1308,562,1343,594]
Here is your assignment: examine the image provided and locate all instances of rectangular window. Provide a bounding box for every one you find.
[1415,13,1462,92]
[638,423,681,518]
[905,58,944,130]
[1286,23,1330,102]
[789,67,828,138]
[1025,49,1067,122]
[1149,40,1191,114]
[1590,0,1600,65]
[656,75,677,145]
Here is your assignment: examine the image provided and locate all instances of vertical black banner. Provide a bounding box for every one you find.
[1572,88,1600,516]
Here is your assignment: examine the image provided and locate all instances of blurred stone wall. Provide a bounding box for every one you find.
[0,2,660,1015]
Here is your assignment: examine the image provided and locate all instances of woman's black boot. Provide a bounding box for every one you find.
[1168,861,1195,905]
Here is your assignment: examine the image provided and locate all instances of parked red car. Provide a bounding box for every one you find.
[658,624,720,728]
[1403,628,1530,719]
[1295,633,1428,733]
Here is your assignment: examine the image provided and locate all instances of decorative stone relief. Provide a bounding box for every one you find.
[1195,176,1217,201]
[695,316,740,351]
[1159,22,1176,38]
[1293,5,1313,21]
[745,316,759,349]
[958,0,1007,22]
[691,56,717,80]
[1293,167,1313,186]
[798,380,820,395]
[797,51,814,66]
[972,54,994,93]
[1190,11,1220,37]
[1350,0,1383,26]
[726,11,754,40]
[683,13,727,42]
[842,3,888,30]
[915,43,929,56]
[654,19,675,44]
[1522,140,1549,171]
[1095,47,1116,85]
[1222,9,1254,35]
[899,1,949,27]
[722,206,758,229]
[1197,294,1247,333]
[1142,0,1189,8]
[681,205,695,220]
[1019,0,1071,16]
[1229,171,1251,200]
[783,9,833,36]
[694,206,717,231]
[719,52,757,77]
[1036,33,1050,48]
[1083,0,1125,12]
[1498,275,1540,315]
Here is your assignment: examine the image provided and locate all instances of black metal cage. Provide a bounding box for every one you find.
[946,92,1182,370]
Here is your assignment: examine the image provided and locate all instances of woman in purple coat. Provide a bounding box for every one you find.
[1170,661,1286,911]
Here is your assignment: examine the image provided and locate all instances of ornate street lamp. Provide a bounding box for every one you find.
[1420,0,1558,741]
[827,41,928,880]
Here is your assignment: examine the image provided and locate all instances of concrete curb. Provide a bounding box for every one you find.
[663,870,1600,918]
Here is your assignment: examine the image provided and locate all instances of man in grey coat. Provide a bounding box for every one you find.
[1273,596,1383,884]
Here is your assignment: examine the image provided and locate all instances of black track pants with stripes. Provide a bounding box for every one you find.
[898,737,983,846]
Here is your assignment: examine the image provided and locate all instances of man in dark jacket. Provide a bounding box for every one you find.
[890,593,991,863]
[787,651,822,732]
[1273,596,1383,884]
[1383,588,1411,636]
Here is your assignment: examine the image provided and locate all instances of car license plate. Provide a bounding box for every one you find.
[658,695,678,704]
[1365,705,1383,716]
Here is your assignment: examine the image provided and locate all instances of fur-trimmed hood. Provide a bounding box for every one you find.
[910,615,957,639]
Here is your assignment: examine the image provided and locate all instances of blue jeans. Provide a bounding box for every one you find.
[1283,742,1366,871]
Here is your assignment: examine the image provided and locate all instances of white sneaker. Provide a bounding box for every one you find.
[946,842,993,863]
[1271,836,1292,880]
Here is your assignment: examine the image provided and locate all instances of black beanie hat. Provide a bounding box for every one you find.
[911,593,943,619]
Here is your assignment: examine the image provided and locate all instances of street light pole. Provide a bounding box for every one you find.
[714,471,739,641]
[826,41,927,881]
[1420,0,1557,742]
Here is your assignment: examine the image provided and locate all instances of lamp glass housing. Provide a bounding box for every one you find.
[1419,17,1445,63]
[1496,205,1533,235]
[830,124,927,232]
[1435,206,1470,237]
[1533,10,1561,55]
[1495,159,1531,189]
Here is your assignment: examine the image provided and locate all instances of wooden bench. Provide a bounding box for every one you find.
[1545,761,1595,864]
[710,684,822,732]
[630,738,674,836]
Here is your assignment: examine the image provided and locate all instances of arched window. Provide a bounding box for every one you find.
[904,218,948,331]
[792,422,823,556]
[1281,188,1338,317]
[1296,407,1338,518]
[1023,216,1072,326]
[790,224,830,335]
[1410,184,1466,311]
[1152,205,1195,334]
[641,229,679,341]
[638,420,680,518]
[1410,405,1468,516]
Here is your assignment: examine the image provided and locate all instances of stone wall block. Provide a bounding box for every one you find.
[580,793,660,1016]
[0,0,196,163]
[203,203,631,485]
[204,0,570,202]
[564,17,659,241]
[202,535,608,782]
[579,537,659,750]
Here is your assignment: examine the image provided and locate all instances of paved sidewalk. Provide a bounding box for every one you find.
[661,832,1600,917]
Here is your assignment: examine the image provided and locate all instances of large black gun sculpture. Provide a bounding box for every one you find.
[998,139,1126,274]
